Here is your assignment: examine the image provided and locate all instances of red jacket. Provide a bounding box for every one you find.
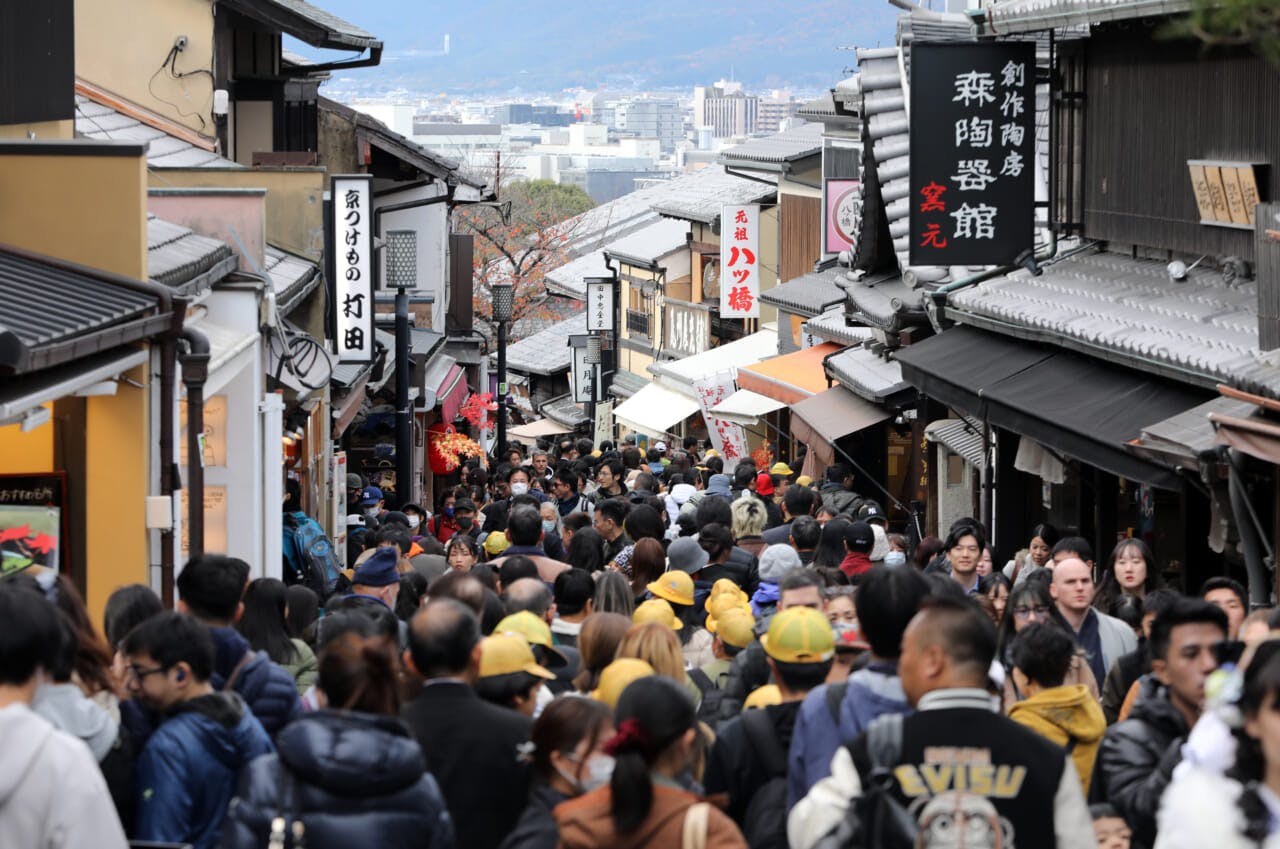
[839,551,873,579]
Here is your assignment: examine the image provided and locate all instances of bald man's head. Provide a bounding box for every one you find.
[407,598,480,679]
[1050,557,1095,614]
[505,577,553,621]
[899,597,997,705]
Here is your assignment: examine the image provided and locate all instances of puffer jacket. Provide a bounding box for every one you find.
[211,626,303,738]
[219,710,454,849]
[700,547,759,597]
[136,692,273,849]
[786,661,909,808]
[1008,683,1107,796]
[1090,675,1189,849]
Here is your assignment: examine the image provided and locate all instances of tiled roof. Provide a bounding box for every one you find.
[0,246,164,374]
[827,343,912,403]
[319,97,467,182]
[501,313,586,376]
[846,274,928,330]
[652,166,776,225]
[604,218,690,267]
[265,246,321,314]
[718,123,824,166]
[541,394,589,427]
[802,307,876,348]
[946,248,1280,397]
[147,215,237,293]
[797,93,837,119]
[76,95,237,168]
[761,268,848,316]
[221,0,380,50]
[984,0,1193,34]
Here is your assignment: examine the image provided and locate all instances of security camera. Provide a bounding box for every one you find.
[174,35,189,51]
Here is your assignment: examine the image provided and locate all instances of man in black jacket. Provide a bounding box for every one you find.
[402,598,531,849]
[1090,597,1228,849]
[762,485,816,546]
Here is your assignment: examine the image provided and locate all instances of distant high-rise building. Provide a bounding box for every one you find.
[614,99,683,152]
[693,82,758,138]
[757,90,797,134]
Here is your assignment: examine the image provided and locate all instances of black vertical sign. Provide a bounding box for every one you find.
[910,42,1036,266]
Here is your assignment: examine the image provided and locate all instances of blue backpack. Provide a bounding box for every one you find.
[282,511,341,598]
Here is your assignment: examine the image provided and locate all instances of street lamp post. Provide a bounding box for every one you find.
[385,230,418,506]
[584,333,602,440]
[492,280,514,457]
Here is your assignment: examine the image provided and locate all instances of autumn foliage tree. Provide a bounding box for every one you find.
[455,177,595,327]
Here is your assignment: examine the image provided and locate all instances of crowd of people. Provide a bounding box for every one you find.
[4,433,1280,848]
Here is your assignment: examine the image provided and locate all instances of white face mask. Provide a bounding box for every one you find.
[510,482,530,496]
[364,507,380,519]
[884,551,907,568]
[556,753,615,795]
[407,516,421,530]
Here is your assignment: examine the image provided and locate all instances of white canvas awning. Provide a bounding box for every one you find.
[613,381,700,438]
[709,388,786,426]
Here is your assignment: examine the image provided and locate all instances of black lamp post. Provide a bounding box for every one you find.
[492,280,514,457]
[385,229,417,506]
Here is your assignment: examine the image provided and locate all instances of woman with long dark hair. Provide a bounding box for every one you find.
[236,577,316,694]
[1093,538,1163,616]
[812,517,852,570]
[1004,522,1059,584]
[499,697,614,849]
[221,625,454,849]
[554,676,746,848]
[567,528,606,574]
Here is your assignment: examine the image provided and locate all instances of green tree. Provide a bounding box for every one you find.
[1164,0,1280,66]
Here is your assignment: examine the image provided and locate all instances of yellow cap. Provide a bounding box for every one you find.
[483,531,510,556]
[710,607,756,649]
[704,449,719,458]
[744,684,782,710]
[647,570,694,607]
[495,611,569,666]
[770,462,795,476]
[592,658,655,708]
[709,578,748,603]
[633,597,683,631]
[796,475,813,488]
[762,606,835,663]
[704,593,751,631]
[478,634,556,680]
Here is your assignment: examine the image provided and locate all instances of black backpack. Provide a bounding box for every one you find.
[812,712,918,849]
[688,667,724,725]
[739,708,789,849]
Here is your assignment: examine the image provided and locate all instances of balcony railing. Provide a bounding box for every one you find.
[626,308,651,337]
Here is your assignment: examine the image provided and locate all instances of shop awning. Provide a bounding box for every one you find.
[926,417,987,469]
[1127,397,1255,472]
[895,327,1210,490]
[736,342,842,405]
[710,389,786,426]
[0,346,149,426]
[613,381,701,439]
[790,385,891,466]
[648,327,778,397]
[509,418,573,445]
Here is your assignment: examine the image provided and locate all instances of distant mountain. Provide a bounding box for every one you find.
[295,0,901,94]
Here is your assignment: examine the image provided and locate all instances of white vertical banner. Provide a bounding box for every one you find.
[332,175,374,363]
[692,371,748,474]
[585,277,616,331]
[594,399,613,445]
[719,203,760,318]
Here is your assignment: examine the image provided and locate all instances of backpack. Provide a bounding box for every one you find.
[811,712,917,849]
[282,511,341,598]
[739,707,789,849]
[688,667,724,725]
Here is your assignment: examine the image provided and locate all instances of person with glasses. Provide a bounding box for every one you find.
[122,612,272,849]
[997,580,1100,713]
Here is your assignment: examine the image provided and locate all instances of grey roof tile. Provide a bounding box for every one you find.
[264,245,321,312]
[926,417,986,468]
[75,94,238,169]
[541,394,589,426]
[652,166,776,226]
[983,0,1192,34]
[718,123,824,165]
[947,248,1280,396]
[501,313,587,376]
[761,268,847,316]
[147,214,235,291]
[827,344,911,402]
[802,307,876,347]
[846,274,928,328]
